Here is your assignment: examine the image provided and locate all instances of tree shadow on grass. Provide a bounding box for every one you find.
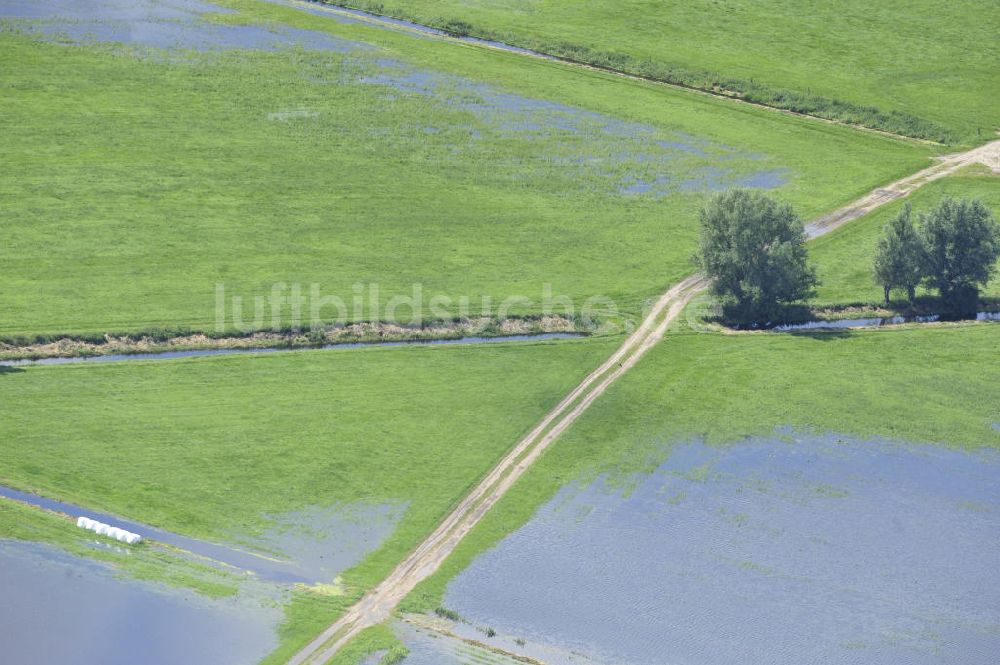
[0,365,25,374]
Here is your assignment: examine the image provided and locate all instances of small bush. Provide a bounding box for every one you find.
[305,329,328,345]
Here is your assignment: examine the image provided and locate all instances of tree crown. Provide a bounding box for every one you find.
[697,188,818,324]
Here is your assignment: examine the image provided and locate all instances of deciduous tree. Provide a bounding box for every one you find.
[919,197,1000,316]
[873,203,925,305]
[696,189,818,324]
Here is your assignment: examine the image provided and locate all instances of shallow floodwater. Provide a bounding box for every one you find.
[0,486,402,584]
[254,502,406,583]
[356,58,786,196]
[0,0,363,52]
[2,0,790,199]
[0,539,280,665]
[445,434,1000,664]
[389,620,531,665]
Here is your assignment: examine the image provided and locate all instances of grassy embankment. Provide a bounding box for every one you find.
[0,338,614,660]
[1,0,933,340]
[323,0,999,144]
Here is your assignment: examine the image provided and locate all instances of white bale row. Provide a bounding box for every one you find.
[76,516,142,545]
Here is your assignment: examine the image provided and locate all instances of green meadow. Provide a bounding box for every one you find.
[403,321,1000,617]
[3,2,997,663]
[0,340,612,569]
[330,0,1000,144]
[0,0,933,339]
[810,169,1000,305]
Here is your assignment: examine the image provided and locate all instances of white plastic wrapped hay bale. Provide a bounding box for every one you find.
[75,516,142,545]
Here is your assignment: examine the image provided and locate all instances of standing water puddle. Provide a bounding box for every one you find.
[0,0,366,52]
[0,539,280,665]
[444,434,1000,664]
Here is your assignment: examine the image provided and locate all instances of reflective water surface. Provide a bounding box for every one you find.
[0,539,280,665]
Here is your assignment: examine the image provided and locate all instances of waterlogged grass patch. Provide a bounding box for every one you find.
[0,499,239,598]
[296,579,347,596]
[322,0,999,144]
[0,337,615,659]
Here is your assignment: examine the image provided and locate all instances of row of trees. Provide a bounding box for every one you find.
[874,198,1000,315]
[696,189,999,324]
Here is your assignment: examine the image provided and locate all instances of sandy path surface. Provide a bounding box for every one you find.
[286,132,999,664]
[805,139,1000,238]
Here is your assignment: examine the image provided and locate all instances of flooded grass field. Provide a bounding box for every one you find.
[0,539,280,665]
[443,434,1000,664]
[0,490,409,662]
[0,335,617,661]
[3,0,791,201]
[0,1,981,664]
